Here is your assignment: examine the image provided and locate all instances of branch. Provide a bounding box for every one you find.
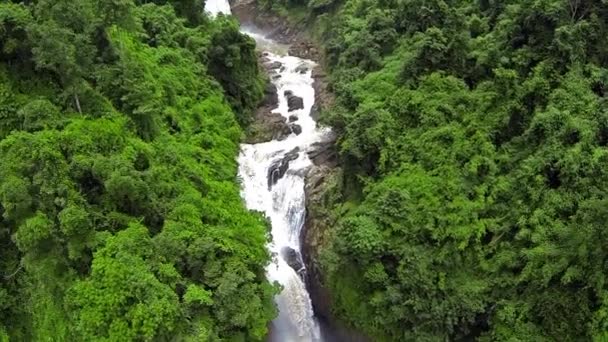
[4,261,23,280]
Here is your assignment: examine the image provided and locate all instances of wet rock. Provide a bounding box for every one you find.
[295,64,309,74]
[263,81,278,107]
[265,61,282,70]
[267,148,300,189]
[308,138,338,167]
[290,124,303,135]
[289,115,298,122]
[277,124,293,141]
[286,93,304,112]
[310,102,320,120]
[281,246,305,275]
[284,90,293,97]
[245,110,290,144]
[267,113,291,141]
[287,167,309,178]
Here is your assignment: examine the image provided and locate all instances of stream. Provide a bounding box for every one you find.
[205,1,331,341]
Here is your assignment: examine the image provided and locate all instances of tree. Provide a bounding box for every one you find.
[67,223,181,341]
[28,0,97,113]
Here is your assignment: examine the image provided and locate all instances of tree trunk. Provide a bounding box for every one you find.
[74,94,82,114]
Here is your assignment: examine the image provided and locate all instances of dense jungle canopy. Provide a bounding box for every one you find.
[0,0,276,340]
[262,0,608,340]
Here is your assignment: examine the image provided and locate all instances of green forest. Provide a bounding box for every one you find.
[0,0,277,340]
[262,0,608,340]
[5,0,608,340]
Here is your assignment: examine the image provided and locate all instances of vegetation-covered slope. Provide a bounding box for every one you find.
[0,0,276,340]
[262,0,608,340]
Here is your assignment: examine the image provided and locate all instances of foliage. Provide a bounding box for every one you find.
[0,1,276,340]
[267,0,608,340]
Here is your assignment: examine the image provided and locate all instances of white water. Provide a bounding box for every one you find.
[205,1,329,341]
[204,0,231,16]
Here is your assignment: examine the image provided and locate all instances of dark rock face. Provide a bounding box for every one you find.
[301,166,334,325]
[310,102,320,121]
[290,124,302,135]
[286,93,304,112]
[289,114,298,122]
[311,68,334,121]
[289,41,321,61]
[281,246,305,276]
[301,133,371,341]
[300,136,338,320]
[301,166,370,342]
[267,148,300,189]
[307,138,338,167]
[263,81,278,107]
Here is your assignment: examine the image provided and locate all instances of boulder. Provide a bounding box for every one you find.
[295,64,309,74]
[265,61,282,70]
[281,246,305,275]
[276,124,292,141]
[245,110,290,144]
[290,124,303,135]
[286,93,304,112]
[289,115,298,122]
[267,148,300,189]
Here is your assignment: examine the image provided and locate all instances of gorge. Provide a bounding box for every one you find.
[205,1,333,340]
[3,0,608,340]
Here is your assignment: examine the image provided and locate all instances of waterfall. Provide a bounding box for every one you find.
[204,0,231,16]
[238,50,330,342]
[204,1,330,341]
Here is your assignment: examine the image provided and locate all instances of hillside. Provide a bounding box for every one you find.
[0,1,276,340]
[261,0,608,340]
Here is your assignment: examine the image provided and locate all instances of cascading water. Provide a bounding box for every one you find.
[204,0,232,16]
[239,52,328,341]
[205,1,329,341]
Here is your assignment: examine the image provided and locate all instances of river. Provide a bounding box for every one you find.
[205,1,331,341]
